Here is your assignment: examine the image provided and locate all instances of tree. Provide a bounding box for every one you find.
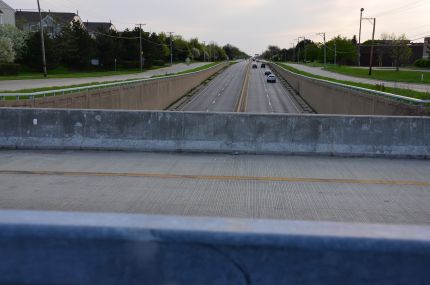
[58,20,95,69]
[0,24,28,61]
[23,31,59,70]
[387,33,412,71]
[326,36,357,65]
[0,37,14,63]
[95,30,122,69]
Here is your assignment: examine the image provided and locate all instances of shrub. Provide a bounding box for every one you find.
[0,63,21,75]
[152,60,165,67]
[414,59,430,68]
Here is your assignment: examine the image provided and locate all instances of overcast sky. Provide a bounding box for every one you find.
[10,0,430,54]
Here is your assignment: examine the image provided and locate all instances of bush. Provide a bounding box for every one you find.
[0,63,21,75]
[414,59,430,68]
[152,60,165,67]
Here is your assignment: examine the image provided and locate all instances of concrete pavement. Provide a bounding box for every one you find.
[287,63,430,93]
[247,65,302,113]
[0,62,209,92]
[180,61,248,112]
[0,150,429,225]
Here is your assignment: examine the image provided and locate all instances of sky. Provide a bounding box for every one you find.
[10,0,430,55]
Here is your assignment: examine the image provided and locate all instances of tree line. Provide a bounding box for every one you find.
[0,21,248,73]
[262,34,417,69]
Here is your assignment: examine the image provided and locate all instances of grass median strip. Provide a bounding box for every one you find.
[1,170,429,187]
[278,63,430,101]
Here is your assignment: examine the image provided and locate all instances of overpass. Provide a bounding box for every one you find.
[0,61,429,284]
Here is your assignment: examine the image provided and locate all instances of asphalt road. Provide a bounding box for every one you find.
[1,150,429,225]
[246,65,303,113]
[181,61,248,112]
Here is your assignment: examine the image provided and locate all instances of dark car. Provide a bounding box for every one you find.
[252,64,258,69]
[264,70,272,76]
[261,63,266,68]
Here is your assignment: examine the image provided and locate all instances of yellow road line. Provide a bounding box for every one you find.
[0,170,429,187]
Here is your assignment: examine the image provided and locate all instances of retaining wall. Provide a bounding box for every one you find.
[0,108,429,158]
[270,63,430,116]
[0,210,429,285]
[0,63,227,110]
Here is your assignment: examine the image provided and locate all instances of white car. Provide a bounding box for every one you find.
[267,74,276,83]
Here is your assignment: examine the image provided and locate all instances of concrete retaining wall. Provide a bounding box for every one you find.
[0,63,227,110]
[270,63,430,116]
[0,210,429,285]
[0,108,429,158]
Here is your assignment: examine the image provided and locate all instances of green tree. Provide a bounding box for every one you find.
[0,24,28,61]
[23,31,59,70]
[58,20,95,69]
[387,33,412,71]
[0,37,14,63]
[326,36,357,65]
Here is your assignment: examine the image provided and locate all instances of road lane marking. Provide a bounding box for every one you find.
[1,170,429,187]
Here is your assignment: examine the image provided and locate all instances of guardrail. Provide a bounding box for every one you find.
[1,210,429,285]
[273,63,430,106]
[0,63,223,101]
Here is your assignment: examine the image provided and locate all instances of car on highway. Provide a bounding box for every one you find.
[267,74,276,83]
[264,70,272,76]
[252,63,258,69]
[261,63,266,68]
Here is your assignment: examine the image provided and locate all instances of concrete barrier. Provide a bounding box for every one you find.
[0,108,429,158]
[0,210,429,285]
[0,63,227,110]
[270,63,430,116]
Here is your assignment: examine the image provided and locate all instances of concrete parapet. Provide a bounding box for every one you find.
[0,108,428,158]
[0,210,429,285]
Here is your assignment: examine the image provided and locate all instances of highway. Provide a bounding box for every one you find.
[246,64,303,113]
[180,60,303,113]
[0,150,429,225]
[180,61,248,112]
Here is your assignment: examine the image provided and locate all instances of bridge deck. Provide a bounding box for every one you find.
[0,150,429,225]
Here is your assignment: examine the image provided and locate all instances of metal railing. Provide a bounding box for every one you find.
[0,63,224,101]
[273,63,430,106]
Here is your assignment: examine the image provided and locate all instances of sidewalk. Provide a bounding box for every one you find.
[0,62,209,92]
[287,63,430,93]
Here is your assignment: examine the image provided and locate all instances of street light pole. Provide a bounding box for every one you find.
[367,17,376,76]
[203,41,206,62]
[168,32,174,66]
[135,23,146,72]
[358,8,364,66]
[37,0,47,77]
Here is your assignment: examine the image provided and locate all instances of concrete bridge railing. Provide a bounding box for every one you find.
[0,210,429,285]
[0,108,429,158]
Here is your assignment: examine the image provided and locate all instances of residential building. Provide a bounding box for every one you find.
[15,10,82,37]
[423,37,430,59]
[359,41,424,67]
[83,21,117,38]
[0,0,15,26]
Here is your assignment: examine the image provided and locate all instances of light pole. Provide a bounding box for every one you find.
[362,17,376,75]
[298,37,306,63]
[168,32,174,66]
[358,8,364,66]
[317,32,326,66]
[203,41,206,62]
[135,23,146,72]
[37,0,47,77]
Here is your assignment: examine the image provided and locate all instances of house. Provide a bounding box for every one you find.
[83,21,117,38]
[359,41,424,67]
[15,10,82,37]
[0,0,15,26]
[423,37,430,59]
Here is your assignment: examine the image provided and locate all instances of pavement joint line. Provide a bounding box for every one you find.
[0,170,429,187]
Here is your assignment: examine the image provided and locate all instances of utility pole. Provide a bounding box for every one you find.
[37,0,47,77]
[334,43,337,65]
[358,8,364,66]
[203,41,206,62]
[303,37,307,62]
[290,43,296,62]
[363,17,376,75]
[135,23,146,72]
[168,32,174,66]
[317,32,326,66]
[298,37,305,63]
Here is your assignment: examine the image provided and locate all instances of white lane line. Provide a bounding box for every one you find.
[212,100,216,104]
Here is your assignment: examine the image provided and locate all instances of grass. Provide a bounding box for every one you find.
[0,65,166,81]
[278,63,430,101]
[1,62,221,96]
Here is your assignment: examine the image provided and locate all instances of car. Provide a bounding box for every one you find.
[264,70,272,76]
[267,74,276,83]
[252,63,258,69]
[261,63,266,68]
